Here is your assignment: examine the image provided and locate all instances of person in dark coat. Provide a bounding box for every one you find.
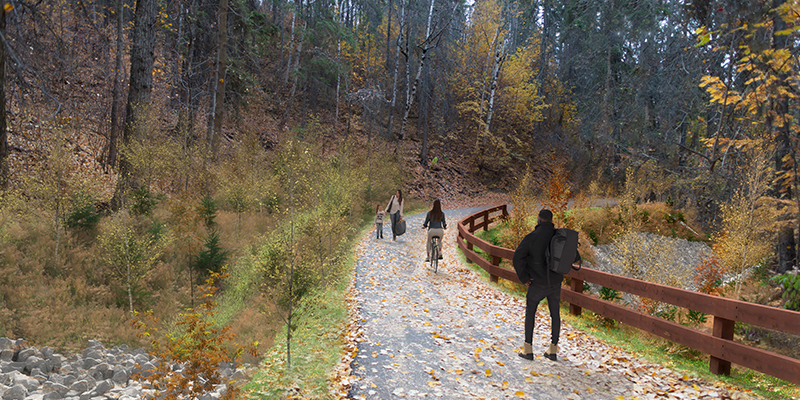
[513,209,563,361]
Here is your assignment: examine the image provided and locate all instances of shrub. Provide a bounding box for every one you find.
[197,196,219,229]
[131,185,157,216]
[194,231,229,275]
[64,191,102,232]
[694,250,727,296]
[773,272,800,311]
[132,271,257,399]
[599,286,621,302]
[686,309,707,325]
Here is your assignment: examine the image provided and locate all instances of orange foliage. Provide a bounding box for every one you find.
[133,271,258,400]
[694,250,728,296]
[542,158,573,228]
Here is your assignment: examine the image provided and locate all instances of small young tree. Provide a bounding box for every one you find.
[506,164,537,248]
[216,136,268,239]
[133,271,257,400]
[542,158,573,228]
[98,211,169,313]
[168,194,205,306]
[24,126,77,275]
[259,138,316,371]
[714,143,774,299]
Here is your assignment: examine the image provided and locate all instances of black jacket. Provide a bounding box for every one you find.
[512,222,563,286]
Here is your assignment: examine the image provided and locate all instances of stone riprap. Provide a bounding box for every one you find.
[0,338,245,400]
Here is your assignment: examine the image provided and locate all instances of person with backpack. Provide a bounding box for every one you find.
[512,209,580,361]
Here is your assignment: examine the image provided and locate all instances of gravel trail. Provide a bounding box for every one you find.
[345,208,756,400]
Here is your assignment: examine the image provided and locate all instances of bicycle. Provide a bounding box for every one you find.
[430,235,441,273]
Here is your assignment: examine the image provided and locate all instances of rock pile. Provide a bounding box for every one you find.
[0,338,245,400]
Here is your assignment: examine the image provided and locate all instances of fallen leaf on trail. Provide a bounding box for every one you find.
[485,369,492,377]
[455,369,463,375]
[530,371,539,377]
[514,391,525,397]
[502,381,509,389]
[370,383,377,388]
[477,362,485,366]
[497,361,505,366]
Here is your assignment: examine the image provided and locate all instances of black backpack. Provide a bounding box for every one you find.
[545,228,582,275]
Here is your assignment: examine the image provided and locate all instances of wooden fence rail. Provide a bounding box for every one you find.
[456,205,800,385]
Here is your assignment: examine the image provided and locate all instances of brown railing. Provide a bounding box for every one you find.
[456,205,800,385]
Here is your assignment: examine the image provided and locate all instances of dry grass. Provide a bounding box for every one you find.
[0,197,283,354]
[573,202,706,246]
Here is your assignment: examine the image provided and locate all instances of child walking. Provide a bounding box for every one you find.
[375,204,385,239]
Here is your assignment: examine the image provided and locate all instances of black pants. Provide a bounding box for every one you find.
[524,283,561,345]
[390,211,401,237]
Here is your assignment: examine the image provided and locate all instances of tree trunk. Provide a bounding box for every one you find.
[113,0,159,208]
[0,5,7,189]
[485,38,506,138]
[335,38,341,131]
[386,0,393,72]
[106,0,125,170]
[772,0,796,274]
[538,0,549,94]
[479,26,500,123]
[284,10,296,86]
[127,279,134,314]
[418,65,430,166]
[207,0,229,160]
[177,0,201,153]
[387,0,405,139]
[399,0,436,140]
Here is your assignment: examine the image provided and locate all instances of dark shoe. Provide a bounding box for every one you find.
[543,344,558,361]
[438,254,443,260]
[518,342,533,360]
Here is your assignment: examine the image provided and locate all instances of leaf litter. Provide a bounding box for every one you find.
[331,208,759,399]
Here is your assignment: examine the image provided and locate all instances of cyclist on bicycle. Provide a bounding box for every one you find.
[423,199,447,262]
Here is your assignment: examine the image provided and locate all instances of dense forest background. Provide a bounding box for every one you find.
[0,0,798,359]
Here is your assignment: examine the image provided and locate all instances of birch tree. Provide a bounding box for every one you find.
[398,0,456,140]
[99,211,168,314]
[484,38,507,139]
[207,0,229,160]
[386,0,406,139]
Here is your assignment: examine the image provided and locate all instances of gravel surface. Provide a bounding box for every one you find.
[344,208,757,400]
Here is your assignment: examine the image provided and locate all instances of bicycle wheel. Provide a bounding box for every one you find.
[431,238,439,273]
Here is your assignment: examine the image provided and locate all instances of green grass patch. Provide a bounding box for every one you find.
[561,308,799,400]
[455,245,797,399]
[243,228,360,399]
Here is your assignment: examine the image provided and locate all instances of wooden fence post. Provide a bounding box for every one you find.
[483,211,489,231]
[490,255,500,283]
[710,316,734,376]
[569,278,583,316]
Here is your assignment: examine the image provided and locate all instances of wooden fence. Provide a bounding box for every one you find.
[456,205,800,385]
